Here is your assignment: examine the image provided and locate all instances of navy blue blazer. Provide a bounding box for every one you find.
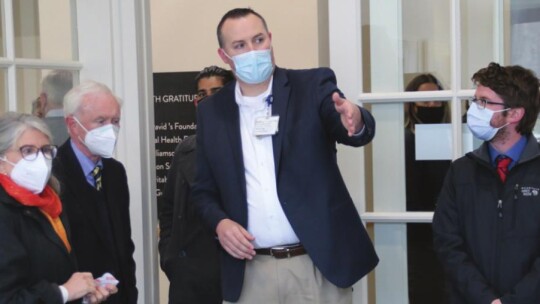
[193,67,379,301]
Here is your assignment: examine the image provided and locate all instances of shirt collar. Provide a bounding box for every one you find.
[45,108,64,118]
[70,139,103,178]
[489,135,527,168]
[235,77,273,109]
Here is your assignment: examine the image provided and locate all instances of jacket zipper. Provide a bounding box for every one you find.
[497,199,503,218]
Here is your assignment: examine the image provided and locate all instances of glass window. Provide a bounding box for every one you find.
[361,0,451,93]
[406,223,445,303]
[510,1,540,77]
[16,68,76,115]
[332,0,539,303]
[0,70,6,113]
[0,3,4,57]
[461,0,499,89]
[13,0,74,60]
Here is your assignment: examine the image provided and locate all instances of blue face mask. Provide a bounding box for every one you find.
[466,102,509,141]
[225,49,274,84]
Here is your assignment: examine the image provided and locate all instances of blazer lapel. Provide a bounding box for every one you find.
[271,67,291,174]
[59,144,115,253]
[218,84,247,202]
[100,161,124,257]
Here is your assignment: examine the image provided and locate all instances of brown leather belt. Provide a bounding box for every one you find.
[255,244,306,259]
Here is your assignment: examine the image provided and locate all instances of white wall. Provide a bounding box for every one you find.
[151,1,325,72]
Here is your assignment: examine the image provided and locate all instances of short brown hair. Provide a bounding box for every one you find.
[216,8,268,48]
[472,62,540,134]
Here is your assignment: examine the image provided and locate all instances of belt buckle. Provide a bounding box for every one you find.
[270,246,291,258]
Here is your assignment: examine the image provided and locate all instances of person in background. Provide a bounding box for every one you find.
[193,8,378,303]
[158,65,233,304]
[404,73,450,303]
[53,81,138,304]
[194,65,235,106]
[0,112,116,303]
[39,70,74,146]
[32,97,45,118]
[433,62,540,303]
[404,73,450,132]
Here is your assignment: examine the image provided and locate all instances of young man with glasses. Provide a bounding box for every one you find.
[433,62,540,304]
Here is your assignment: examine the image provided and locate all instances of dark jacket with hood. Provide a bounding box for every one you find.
[433,134,540,304]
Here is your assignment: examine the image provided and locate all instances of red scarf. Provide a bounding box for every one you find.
[0,174,71,251]
[0,174,61,217]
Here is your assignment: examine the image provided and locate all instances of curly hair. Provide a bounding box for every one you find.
[472,62,540,134]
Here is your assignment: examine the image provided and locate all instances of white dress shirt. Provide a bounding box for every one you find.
[235,79,300,248]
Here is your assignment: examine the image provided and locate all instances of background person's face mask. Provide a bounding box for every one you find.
[225,48,273,84]
[416,106,445,124]
[467,103,509,141]
[74,117,119,158]
[1,152,52,194]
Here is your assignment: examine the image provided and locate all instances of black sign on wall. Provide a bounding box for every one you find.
[153,71,198,199]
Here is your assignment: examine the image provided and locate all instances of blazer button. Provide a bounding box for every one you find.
[178,250,187,257]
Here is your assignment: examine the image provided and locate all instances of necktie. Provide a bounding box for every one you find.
[496,155,511,183]
[91,166,102,191]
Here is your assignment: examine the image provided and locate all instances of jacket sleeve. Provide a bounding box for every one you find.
[500,257,540,302]
[192,107,229,232]
[116,166,138,304]
[432,165,499,303]
[317,68,375,147]
[0,214,64,304]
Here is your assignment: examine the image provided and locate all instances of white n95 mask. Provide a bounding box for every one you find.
[74,117,119,158]
[1,152,52,194]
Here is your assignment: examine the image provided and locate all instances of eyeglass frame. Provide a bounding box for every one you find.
[13,144,58,161]
[469,97,509,110]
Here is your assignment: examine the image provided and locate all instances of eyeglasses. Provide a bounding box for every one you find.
[469,97,508,110]
[16,145,57,161]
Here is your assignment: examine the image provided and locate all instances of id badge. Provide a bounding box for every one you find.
[253,115,279,136]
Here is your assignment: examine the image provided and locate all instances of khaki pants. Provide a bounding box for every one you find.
[224,254,352,304]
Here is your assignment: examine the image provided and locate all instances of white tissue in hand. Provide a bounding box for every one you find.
[96,272,119,286]
[82,273,119,304]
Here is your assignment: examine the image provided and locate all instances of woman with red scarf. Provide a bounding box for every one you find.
[0,112,116,303]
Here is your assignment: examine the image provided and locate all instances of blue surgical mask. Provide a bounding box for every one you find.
[466,103,509,141]
[225,49,274,84]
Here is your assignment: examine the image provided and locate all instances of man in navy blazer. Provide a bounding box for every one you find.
[193,8,378,303]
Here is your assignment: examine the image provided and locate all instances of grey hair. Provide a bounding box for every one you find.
[63,80,122,117]
[41,70,74,107]
[0,112,60,193]
[0,112,53,156]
